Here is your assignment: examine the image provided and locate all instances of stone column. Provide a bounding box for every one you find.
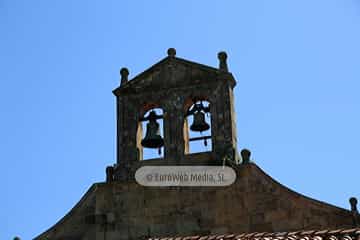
[163,94,185,163]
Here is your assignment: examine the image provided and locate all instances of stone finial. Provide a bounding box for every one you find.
[14,237,21,240]
[167,48,176,57]
[241,148,251,164]
[350,197,358,212]
[350,197,359,226]
[106,166,114,183]
[218,51,228,72]
[120,67,129,86]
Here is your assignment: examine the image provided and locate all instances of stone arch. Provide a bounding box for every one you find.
[183,96,212,154]
[137,102,165,160]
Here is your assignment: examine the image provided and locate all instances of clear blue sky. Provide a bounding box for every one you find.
[1,1,359,239]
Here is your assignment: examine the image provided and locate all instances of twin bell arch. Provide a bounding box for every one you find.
[112,48,238,181]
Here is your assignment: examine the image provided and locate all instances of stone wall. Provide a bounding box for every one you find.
[35,163,353,240]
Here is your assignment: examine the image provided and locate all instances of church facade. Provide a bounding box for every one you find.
[35,49,359,240]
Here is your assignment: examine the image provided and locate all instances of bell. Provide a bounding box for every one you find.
[141,112,164,149]
[190,111,210,132]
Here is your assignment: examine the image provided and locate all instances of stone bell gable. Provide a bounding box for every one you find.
[112,49,238,181]
[34,49,359,240]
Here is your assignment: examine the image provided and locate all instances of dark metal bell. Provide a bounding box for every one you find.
[190,111,210,132]
[141,114,164,148]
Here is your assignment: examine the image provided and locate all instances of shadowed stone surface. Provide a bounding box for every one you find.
[35,163,353,240]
